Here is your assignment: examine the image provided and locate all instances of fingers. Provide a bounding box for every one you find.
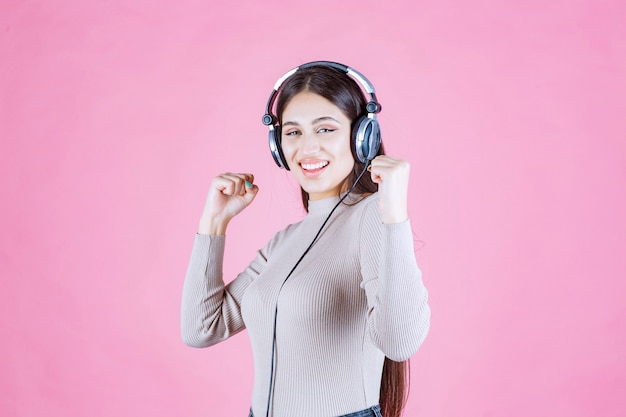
[214,172,256,196]
[368,156,411,224]
[368,165,383,184]
[368,155,410,183]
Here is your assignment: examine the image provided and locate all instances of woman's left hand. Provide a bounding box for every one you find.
[369,155,410,224]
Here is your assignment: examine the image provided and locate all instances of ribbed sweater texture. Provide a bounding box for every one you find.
[181,193,430,417]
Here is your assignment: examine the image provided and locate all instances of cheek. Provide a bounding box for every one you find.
[280,140,295,158]
[280,142,299,170]
[338,138,355,164]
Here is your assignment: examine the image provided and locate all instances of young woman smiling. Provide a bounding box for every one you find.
[181,62,430,417]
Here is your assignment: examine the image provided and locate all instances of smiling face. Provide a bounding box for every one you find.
[280,91,355,201]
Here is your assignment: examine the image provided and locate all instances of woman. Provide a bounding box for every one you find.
[181,62,430,417]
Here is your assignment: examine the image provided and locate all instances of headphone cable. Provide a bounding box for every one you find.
[264,163,370,417]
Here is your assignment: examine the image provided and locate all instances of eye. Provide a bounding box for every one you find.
[284,130,300,137]
[317,127,336,134]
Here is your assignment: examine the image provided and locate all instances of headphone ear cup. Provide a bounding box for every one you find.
[268,126,290,170]
[353,116,381,164]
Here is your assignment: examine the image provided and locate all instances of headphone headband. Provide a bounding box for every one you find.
[262,61,381,127]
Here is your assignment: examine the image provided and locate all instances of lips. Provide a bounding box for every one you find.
[301,161,329,170]
[299,160,329,177]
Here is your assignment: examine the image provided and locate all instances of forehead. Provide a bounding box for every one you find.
[281,91,349,123]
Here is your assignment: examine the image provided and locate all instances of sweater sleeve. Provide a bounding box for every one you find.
[359,200,431,361]
[180,233,267,348]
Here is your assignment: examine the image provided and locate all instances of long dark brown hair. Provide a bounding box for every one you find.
[275,64,409,417]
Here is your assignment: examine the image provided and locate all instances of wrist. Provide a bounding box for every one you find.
[379,197,408,224]
[381,211,408,224]
[198,216,230,235]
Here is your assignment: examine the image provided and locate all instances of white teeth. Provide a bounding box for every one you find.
[301,161,329,170]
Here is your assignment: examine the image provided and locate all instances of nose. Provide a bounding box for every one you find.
[300,132,321,156]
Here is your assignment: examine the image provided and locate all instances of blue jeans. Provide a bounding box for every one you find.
[248,404,382,417]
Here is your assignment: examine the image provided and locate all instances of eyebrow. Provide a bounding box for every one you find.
[282,116,342,127]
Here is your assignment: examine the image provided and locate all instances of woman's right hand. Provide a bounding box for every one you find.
[198,172,259,235]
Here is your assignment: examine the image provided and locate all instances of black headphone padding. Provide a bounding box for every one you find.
[268,125,288,170]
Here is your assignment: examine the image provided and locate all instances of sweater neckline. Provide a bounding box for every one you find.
[307,196,342,217]
[307,193,370,217]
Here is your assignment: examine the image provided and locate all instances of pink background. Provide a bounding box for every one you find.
[1,0,625,416]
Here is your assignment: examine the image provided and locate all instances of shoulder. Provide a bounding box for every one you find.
[339,193,383,235]
[351,192,382,222]
[261,218,304,254]
[345,192,379,213]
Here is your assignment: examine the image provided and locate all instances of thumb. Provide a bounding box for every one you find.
[242,182,259,205]
[369,170,383,184]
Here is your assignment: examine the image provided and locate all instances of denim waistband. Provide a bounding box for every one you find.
[249,404,382,417]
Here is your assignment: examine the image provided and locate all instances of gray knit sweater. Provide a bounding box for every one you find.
[181,193,430,417]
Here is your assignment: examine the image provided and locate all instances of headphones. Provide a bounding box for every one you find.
[261,61,382,170]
